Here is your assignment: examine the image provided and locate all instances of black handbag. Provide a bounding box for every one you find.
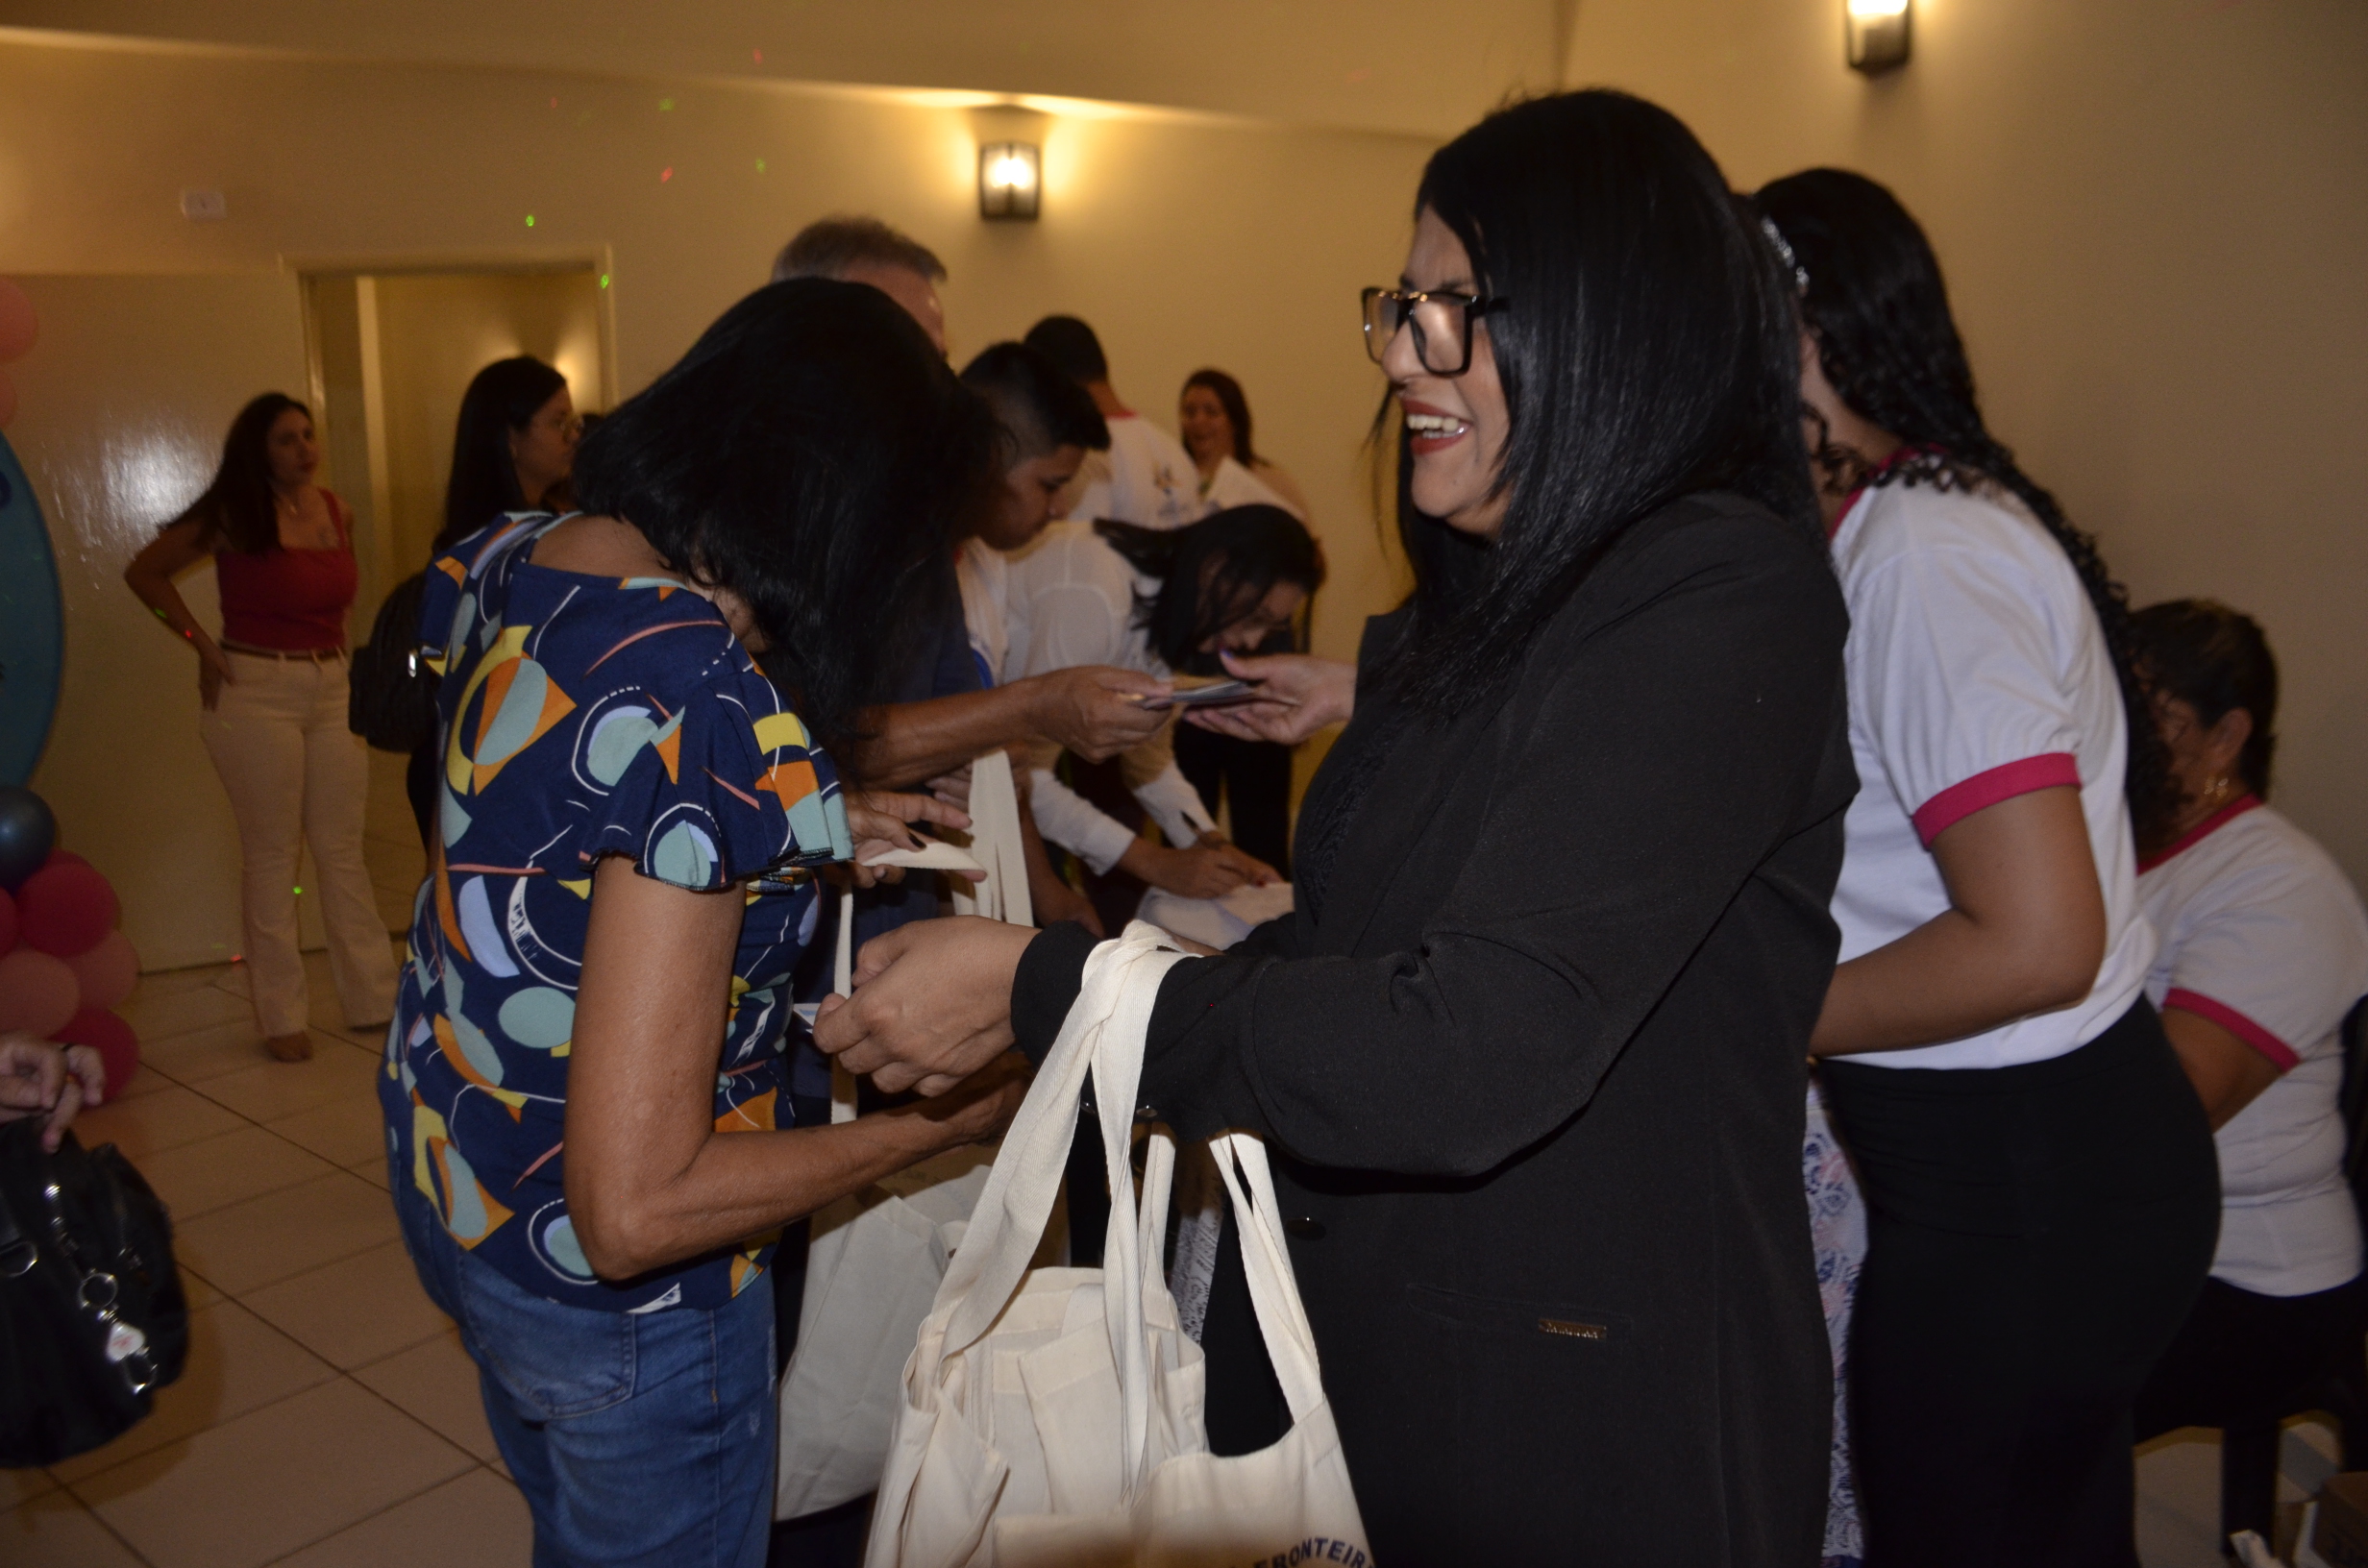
[348,570,441,753]
[0,1118,188,1466]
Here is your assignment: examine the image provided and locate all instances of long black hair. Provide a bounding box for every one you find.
[180,392,308,553]
[1094,505,1323,670]
[1754,167,2178,837]
[1377,91,1815,717]
[571,279,1000,778]
[437,355,567,553]
[1183,369,1261,467]
[2128,600,2279,843]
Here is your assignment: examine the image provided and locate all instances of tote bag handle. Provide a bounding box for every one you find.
[1209,1132,1330,1424]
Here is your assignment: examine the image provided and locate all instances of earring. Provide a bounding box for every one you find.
[2206,775,2235,808]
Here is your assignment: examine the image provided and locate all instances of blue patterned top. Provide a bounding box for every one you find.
[378,514,852,1312]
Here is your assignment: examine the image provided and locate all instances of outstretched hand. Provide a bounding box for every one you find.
[812,916,1036,1095]
[1182,651,1355,746]
[1028,666,1172,761]
[841,791,977,889]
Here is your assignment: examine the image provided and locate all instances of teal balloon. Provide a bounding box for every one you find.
[0,432,63,786]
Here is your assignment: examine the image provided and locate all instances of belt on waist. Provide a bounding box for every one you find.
[221,641,345,662]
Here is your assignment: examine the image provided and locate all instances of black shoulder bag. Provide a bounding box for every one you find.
[0,1118,188,1466]
[348,570,441,753]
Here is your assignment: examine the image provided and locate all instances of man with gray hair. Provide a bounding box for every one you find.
[771,215,948,354]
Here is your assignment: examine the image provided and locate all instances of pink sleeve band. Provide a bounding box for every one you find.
[2163,988,2301,1073]
[1911,752,2083,847]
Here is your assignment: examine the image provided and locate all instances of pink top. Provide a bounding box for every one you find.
[215,490,358,650]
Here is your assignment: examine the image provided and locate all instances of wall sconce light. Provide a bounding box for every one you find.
[1846,0,1911,73]
[978,142,1041,221]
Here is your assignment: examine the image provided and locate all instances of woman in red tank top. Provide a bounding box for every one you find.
[125,394,397,1061]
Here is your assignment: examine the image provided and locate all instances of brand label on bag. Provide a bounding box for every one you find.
[1243,1537,1369,1568]
[104,1322,147,1363]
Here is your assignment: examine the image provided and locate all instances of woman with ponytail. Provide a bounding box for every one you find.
[1756,168,2219,1567]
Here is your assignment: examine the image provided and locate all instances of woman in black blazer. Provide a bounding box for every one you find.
[819,90,1854,1563]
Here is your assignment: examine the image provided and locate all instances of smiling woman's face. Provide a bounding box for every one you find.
[1384,208,1511,538]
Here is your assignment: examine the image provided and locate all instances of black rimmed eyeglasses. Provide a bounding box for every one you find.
[1360,286,1508,377]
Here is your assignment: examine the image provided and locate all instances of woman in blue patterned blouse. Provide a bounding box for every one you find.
[380,280,1029,1568]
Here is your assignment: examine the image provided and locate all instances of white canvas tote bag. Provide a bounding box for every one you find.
[864,922,1370,1568]
[776,752,1028,1519]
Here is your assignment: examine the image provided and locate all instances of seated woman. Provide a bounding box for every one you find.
[2128,601,2368,1488]
[1006,504,1319,904]
[381,279,1028,1568]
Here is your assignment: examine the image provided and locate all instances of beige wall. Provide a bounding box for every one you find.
[0,35,1431,963]
[0,3,1567,137]
[1565,0,2368,888]
[0,36,1426,661]
[9,274,333,970]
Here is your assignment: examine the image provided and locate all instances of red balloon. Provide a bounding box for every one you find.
[43,849,88,870]
[63,930,138,1013]
[0,368,15,429]
[0,948,78,1036]
[0,277,37,363]
[17,863,118,957]
[53,1009,137,1106]
[0,887,15,955]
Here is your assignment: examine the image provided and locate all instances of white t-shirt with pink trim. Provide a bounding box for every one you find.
[2139,797,2368,1295]
[1828,478,2155,1070]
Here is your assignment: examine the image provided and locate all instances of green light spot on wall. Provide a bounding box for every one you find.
[292,886,303,895]
[599,274,610,289]
[524,214,536,228]
[755,158,767,174]
[658,97,674,111]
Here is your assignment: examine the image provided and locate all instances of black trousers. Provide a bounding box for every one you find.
[1172,724,1294,878]
[2133,1271,2368,1439]
[1819,1001,2222,1568]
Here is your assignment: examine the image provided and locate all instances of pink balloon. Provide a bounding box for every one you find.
[0,948,78,1037]
[63,930,138,1012]
[17,863,118,957]
[0,277,36,363]
[53,1009,137,1105]
[0,887,15,955]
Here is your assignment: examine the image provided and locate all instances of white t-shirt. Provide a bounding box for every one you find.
[1065,414,1207,531]
[2139,798,2368,1295]
[1005,521,1216,873]
[1828,478,2155,1070]
[954,536,1012,689]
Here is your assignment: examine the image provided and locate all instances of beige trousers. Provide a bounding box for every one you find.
[198,650,398,1038]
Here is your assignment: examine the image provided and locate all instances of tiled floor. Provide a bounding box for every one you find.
[0,753,2327,1565]
[1,753,523,1567]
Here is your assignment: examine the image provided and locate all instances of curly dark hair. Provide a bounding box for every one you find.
[1754,167,2180,839]
[2127,599,2279,847]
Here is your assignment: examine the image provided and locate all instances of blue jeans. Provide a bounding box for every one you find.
[392,1159,777,1568]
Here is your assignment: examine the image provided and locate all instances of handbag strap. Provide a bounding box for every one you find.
[1210,1131,1330,1425]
